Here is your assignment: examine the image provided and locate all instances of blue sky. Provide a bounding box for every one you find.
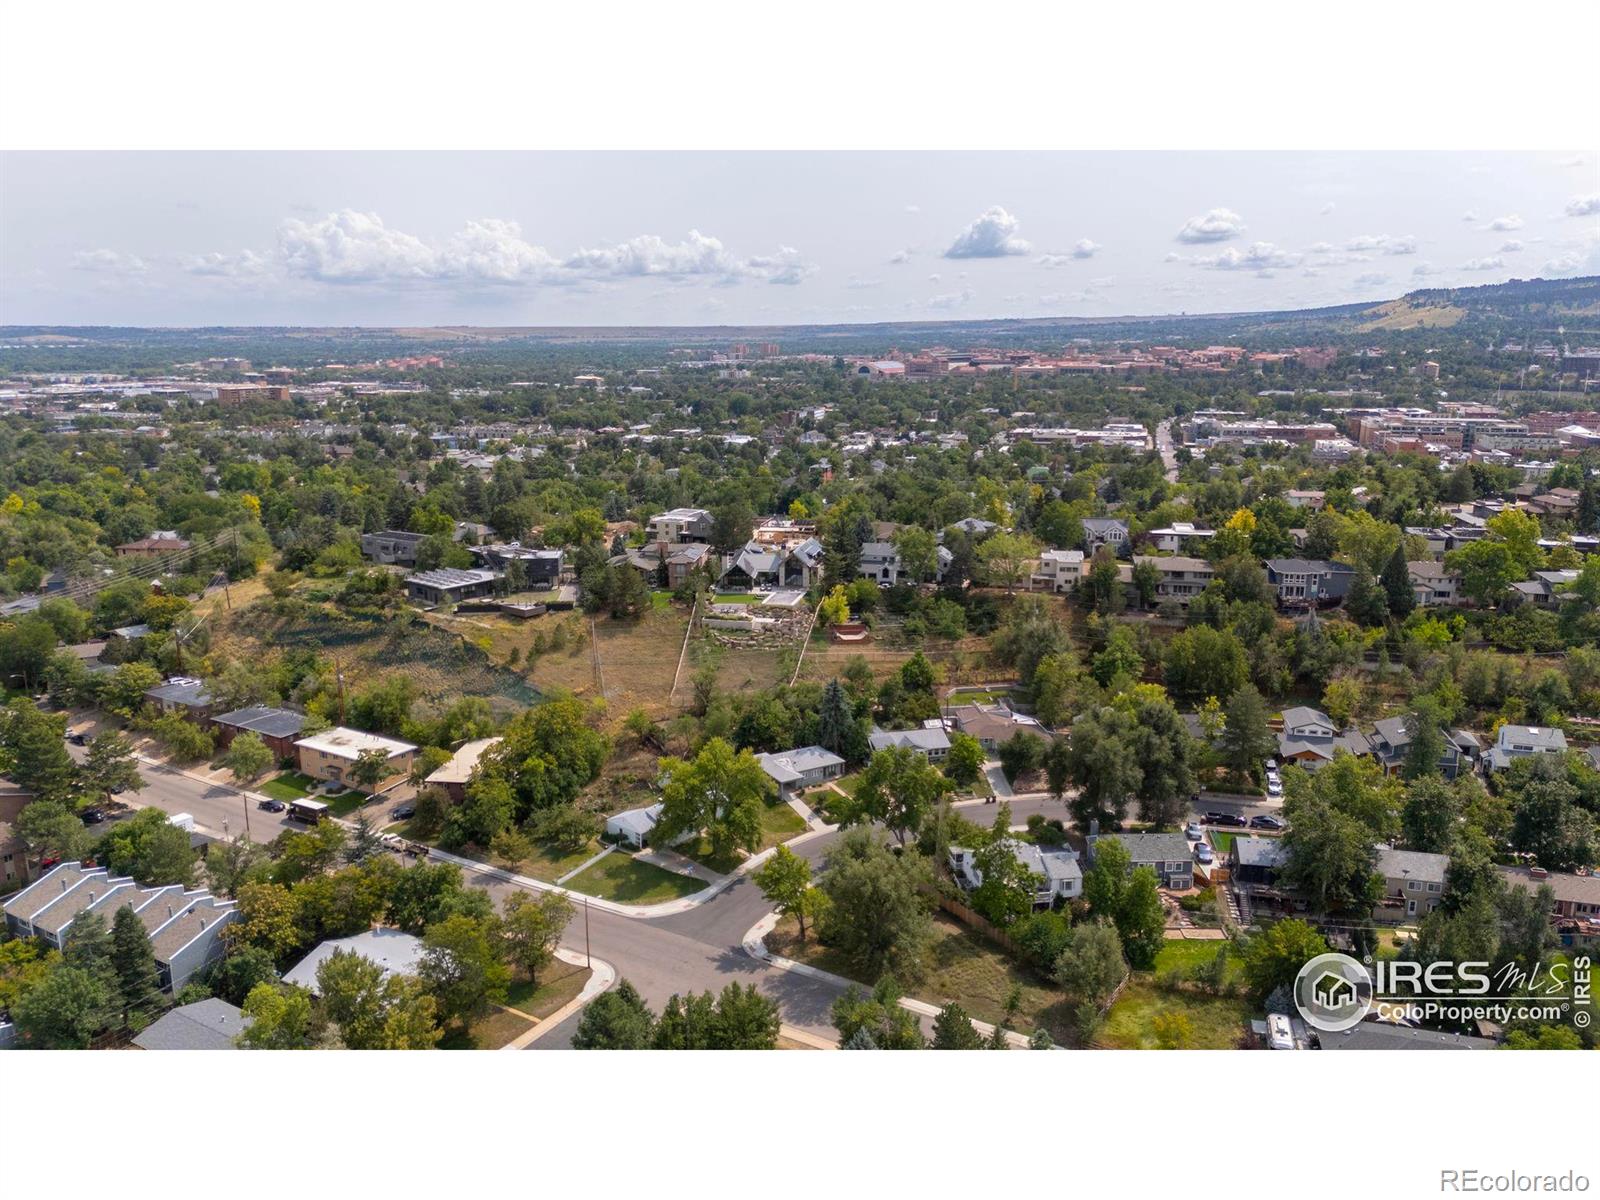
[3,150,1596,326]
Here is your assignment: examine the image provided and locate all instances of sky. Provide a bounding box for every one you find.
[2,150,1597,328]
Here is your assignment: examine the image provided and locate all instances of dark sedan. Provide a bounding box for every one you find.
[1204,811,1249,828]
[257,798,286,812]
[1250,814,1286,831]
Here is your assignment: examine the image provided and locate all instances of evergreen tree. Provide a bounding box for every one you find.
[343,812,384,864]
[1380,544,1416,619]
[110,905,161,1018]
[816,679,853,756]
[931,1001,985,1049]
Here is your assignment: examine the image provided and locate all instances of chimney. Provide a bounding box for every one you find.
[168,904,175,918]
[62,878,69,892]
[87,891,94,903]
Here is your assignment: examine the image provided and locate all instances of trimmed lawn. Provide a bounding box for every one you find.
[759,799,809,848]
[712,592,761,603]
[321,790,366,819]
[1098,981,1251,1049]
[259,772,317,801]
[439,1006,535,1050]
[512,838,605,883]
[1152,938,1241,985]
[1208,831,1237,855]
[677,835,745,875]
[505,959,591,1019]
[567,851,708,904]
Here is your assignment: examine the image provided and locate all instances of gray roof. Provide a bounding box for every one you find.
[212,704,306,740]
[757,745,845,783]
[607,803,664,838]
[1374,846,1449,884]
[404,567,499,590]
[868,726,952,753]
[1082,517,1128,533]
[1495,725,1568,752]
[282,929,425,994]
[1280,706,1333,730]
[1091,832,1192,865]
[132,998,251,1050]
[1320,1022,1493,1051]
[1265,558,1352,575]
[144,678,212,708]
[1004,839,1081,885]
[1232,836,1289,869]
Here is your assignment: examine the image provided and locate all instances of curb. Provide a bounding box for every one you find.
[504,947,616,1050]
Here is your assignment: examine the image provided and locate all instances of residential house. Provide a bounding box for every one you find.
[403,567,501,605]
[1319,1023,1494,1051]
[293,727,417,788]
[722,543,786,590]
[944,702,1052,751]
[621,540,715,590]
[1229,835,1289,887]
[283,929,425,994]
[1264,559,1356,607]
[1407,561,1464,607]
[868,724,952,761]
[1081,517,1130,554]
[948,840,1082,907]
[116,533,191,559]
[1146,522,1215,553]
[1497,865,1600,947]
[0,784,32,889]
[1088,832,1194,891]
[1029,548,1085,594]
[360,530,426,566]
[1510,569,1579,609]
[132,998,250,1050]
[425,737,502,802]
[1285,490,1327,510]
[1367,716,1477,779]
[1373,846,1449,922]
[471,543,564,589]
[646,507,714,544]
[756,746,845,798]
[1131,555,1215,605]
[3,861,236,990]
[1486,724,1568,772]
[606,803,666,849]
[949,517,999,537]
[143,676,214,719]
[209,705,306,761]
[1276,706,1372,768]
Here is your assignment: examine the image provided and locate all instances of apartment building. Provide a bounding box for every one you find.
[1131,555,1215,605]
[1029,548,1085,593]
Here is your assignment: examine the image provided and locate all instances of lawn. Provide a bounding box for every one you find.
[505,959,592,1019]
[438,1006,534,1050]
[566,851,708,904]
[320,790,366,818]
[770,913,1076,1045]
[1152,938,1241,985]
[1208,831,1237,855]
[511,838,606,883]
[759,799,809,847]
[259,772,317,801]
[1098,981,1251,1049]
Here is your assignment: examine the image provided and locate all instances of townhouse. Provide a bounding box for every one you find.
[209,704,306,761]
[3,862,236,990]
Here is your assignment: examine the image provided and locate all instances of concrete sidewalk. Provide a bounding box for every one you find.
[502,947,616,1050]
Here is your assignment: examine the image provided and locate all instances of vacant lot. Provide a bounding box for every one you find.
[1098,981,1251,1049]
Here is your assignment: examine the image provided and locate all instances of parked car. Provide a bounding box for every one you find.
[79,808,105,825]
[1266,779,1283,797]
[1185,822,1203,841]
[1194,842,1214,865]
[66,732,88,746]
[257,798,286,812]
[1250,813,1286,831]
[1205,811,1248,827]
[392,805,416,820]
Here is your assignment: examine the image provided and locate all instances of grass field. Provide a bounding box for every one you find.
[259,772,316,801]
[565,850,708,904]
[678,799,809,873]
[1098,981,1251,1049]
[439,1006,533,1050]
[509,838,605,883]
[505,959,591,1019]
[1208,831,1237,855]
[1151,939,1241,985]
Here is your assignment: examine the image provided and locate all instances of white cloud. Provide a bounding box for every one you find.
[1188,241,1299,271]
[1353,271,1390,287]
[1318,202,1336,216]
[927,287,977,309]
[258,209,818,287]
[1072,237,1101,258]
[1163,251,1182,263]
[845,276,881,290]
[1565,194,1600,217]
[889,247,913,264]
[1346,233,1417,255]
[1461,256,1505,271]
[1485,214,1524,232]
[181,249,272,278]
[1412,262,1442,277]
[943,206,1030,258]
[927,273,941,283]
[1544,230,1600,277]
[904,204,920,214]
[1462,210,1480,223]
[1499,240,1524,253]
[72,248,148,274]
[1175,207,1245,243]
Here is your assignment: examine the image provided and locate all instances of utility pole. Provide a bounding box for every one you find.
[335,656,347,725]
[583,894,591,969]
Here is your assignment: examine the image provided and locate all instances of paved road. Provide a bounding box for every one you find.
[1155,418,1181,482]
[68,742,299,843]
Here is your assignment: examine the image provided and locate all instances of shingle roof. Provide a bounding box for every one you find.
[132,998,251,1050]
[1232,836,1288,868]
[212,704,306,740]
[1374,846,1449,884]
[1092,832,1191,864]
[282,929,425,994]
[1321,1022,1493,1050]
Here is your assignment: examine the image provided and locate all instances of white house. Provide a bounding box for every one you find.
[605,803,666,849]
[1146,522,1215,553]
[1030,549,1085,593]
[949,840,1082,908]
[757,746,845,797]
[1487,725,1568,772]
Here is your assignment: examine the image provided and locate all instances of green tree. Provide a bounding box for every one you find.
[81,731,142,803]
[1400,702,1448,780]
[815,679,854,757]
[238,982,322,1049]
[1380,544,1416,619]
[15,800,89,867]
[892,525,940,585]
[1053,919,1127,1007]
[830,976,926,1050]
[654,737,771,860]
[1090,624,1144,688]
[838,744,951,847]
[223,731,274,785]
[572,979,656,1049]
[931,1001,985,1049]
[419,914,510,1030]
[1,699,77,802]
[1220,683,1275,782]
[979,531,1040,593]
[1278,798,1379,914]
[316,948,441,1050]
[751,844,818,941]
[816,828,934,979]
[499,890,573,985]
[348,746,391,793]
[1163,624,1248,704]
[1131,694,1195,829]
[13,965,114,1049]
[1401,776,1462,854]
[1239,918,1329,999]
[1064,706,1140,830]
[942,731,986,789]
[479,697,610,818]
[109,905,161,1018]
[1117,867,1167,970]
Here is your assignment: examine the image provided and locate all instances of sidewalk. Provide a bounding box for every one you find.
[502,947,616,1050]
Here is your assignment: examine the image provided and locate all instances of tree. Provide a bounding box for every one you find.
[815,679,854,756]
[817,586,851,627]
[1053,919,1127,1007]
[224,731,273,785]
[343,812,384,864]
[704,982,780,1049]
[1402,776,1462,854]
[751,845,818,941]
[316,948,441,1050]
[1220,683,1275,782]
[227,881,304,963]
[1090,624,1144,688]
[1117,867,1167,970]
[205,944,279,1006]
[1345,566,1389,627]
[711,496,755,556]
[1131,695,1195,829]
[816,828,933,979]
[109,904,160,1018]
[238,982,322,1049]
[150,712,214,762]
[419,914,509,1029]
[1063,706,1140,830]
[1401,703,1448,780]
[1446,538,1519,607]
[997,731,1044,785]
[943,731,985,789]
[81,731,142,802]
[970,838,1042,927]
[654,737,771,860]
[1278,798,1379,914]
[1130,559,1162,609]
[97,807,196,887]
[499,890,573,984]
[1380,544,1416,619]
[979,531,1039,593]
[1,699,77,802]
[478,697,609,818]
[830,977,926,1050]
[839,745,951,846]
[1163,625,1248,704]
[1240,919,1329,999]
[13,965,113,1049]
[990,596,1070,687]
[348,746,391,793]
[892,526,940,585]
[15,800,89,866]
[932,1001,985,1049]
[572,979,656,1049]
